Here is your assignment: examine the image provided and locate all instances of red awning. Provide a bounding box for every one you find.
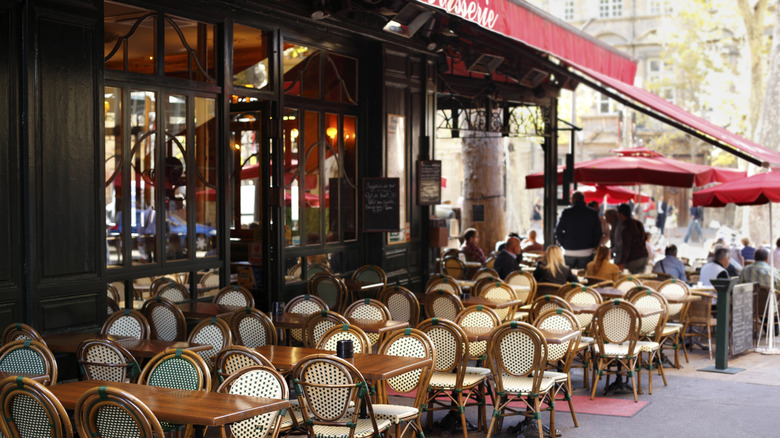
[567,64,780,168]
[417,0,637,83]
[693,170,780,207]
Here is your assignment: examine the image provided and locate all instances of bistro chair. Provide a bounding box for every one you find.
[472,267,498,281]
[528,295,573,323]
[344,298,392,346]
[287,263,302,280]
[441,257,467,280]
[213,285,254,308]
[425,274,456,290]
[536,282,562,297]
[533,309,582,429]
[214,345,274,384]
[1,323,45,345]
[657,279,691,367]
[484,256,496,269]
[0,340,57,386]
[629,290,669,394]
[423,290,464,321]
[0,376,72,438]
[75,386,164,438]
[149,277,174,295]
[682,293,717,360]
[372,328,436,438]
[308,273,350,313]
[505,270,537,304]
[590,300,642,402]
[624,285,655,302]
[284,294,329,345]
[153,279,190,303]
[484,321,555,438]
[479,281,518,321]
[216,365,292,438]
[471,276,502,297]
[302,310,349,349]
[615,276,643,294]
[187,317,233,372]
[230,307,278,348]
[292,354,391,438]
[107,282,121,303]
[455,306,501,366]
[76,338,141,383]
[425,276,463,296]
[378,285,421,327]
[305,263,331,280]
[141,296,187,342]
[199,270,221,292]
[418,318,488,436]
[100,308,151,340]
[107,298,120,315]
[316,324,372,354]
[351,265,388,289]
[138,347,212,435]
[564,286,602,390]
[556,282,584,298]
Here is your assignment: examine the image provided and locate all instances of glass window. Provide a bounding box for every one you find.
[324,53,358,104]
[164,15,216,82]
[284,109,301,247]
[194,97,218,257]
[599,0,622,17]
[324,113,339,243]
[231,107,263,230]
[598,93,613,114]
[129,90,157,265]
[104,2,156,73]
[342,115,357,241]
[233,24,271,90]
[105,87,123,267]
[303,110,321,246]
[164,94,188,261]
[283,43,320,98]
[564,0,575,20]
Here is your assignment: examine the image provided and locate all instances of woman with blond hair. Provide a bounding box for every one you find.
[533,245,578,284]
[585,246,620,282]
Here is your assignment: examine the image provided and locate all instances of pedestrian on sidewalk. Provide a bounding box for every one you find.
[684,205,703,244]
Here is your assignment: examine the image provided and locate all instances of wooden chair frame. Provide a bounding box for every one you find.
[213,285,255,308]
[216,365,290,438]
[76,338,141,383]
[471,267,498,281]
[478,281,518,321]
[528,295,573,323]
[505,271,537,304]
[100,308,151,340]
[378,285,421,327]
[302,310,349,349]
[138,347,212,392]
[75,386,163,438]
[187,317,233,372]
[152,280,190,303]
[141,296,188,342]
[214,345,274,383]
[351,265,388,289]
[423,290,464,321]
[590,300,641,402]
[657,279,692,367]
[230,307,278,348]
[285,294,329,345]
[0,340,57,386]
[629,290,669,394]
[307,273,350,313]
[0,376,72,438]
[1,323,45,345]
[441,257,467,280]
[425,276,463,296]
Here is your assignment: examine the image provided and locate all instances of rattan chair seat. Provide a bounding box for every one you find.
[371,404,419,424]
[499,374,555,394]
[428,371,486,389]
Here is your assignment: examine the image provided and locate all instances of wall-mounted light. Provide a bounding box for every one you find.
[291,128,299,140]
[326,127,338,140]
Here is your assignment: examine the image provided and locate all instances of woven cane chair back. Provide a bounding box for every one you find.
[285,294,329,344]
[472,268,498,281]
[425,274,456,290]
[480,282,517,321]
[615,276,643,293]
[564,286,603,331]
[594,300,640,350]
[533,309,580,363]
[0,376,72,438]
[199,270,220,290]
[213,285,254,308]
[0,340,57,386]
[423,290,464,321]
[455,306,500,359]
[107,299,120,316]
[425,277,462,296]
[107,283,121,303]
[75,386,163,438]
[307,273,348,313]
[1,323,45,345]
[230,307,277,348]
[472,276,501,296]
[529,295,573,323]
[441,257,467,280]
[187,317,232,371]
[417,318,468,374]
[153,281,189,303]
[303,310,349,348]
[352,265,388,288]
[141,297,187,342]
[556,282,584,298]
[344,299,391,345]
[293,355,368,424]
[629,290,669,339]
[378,285,420,326]
[305,263,331,280]
[217,366,288,438]
[316,324,371,354]
[77,339,140,383]
[288,263,302,280]
[101,309,150,340]
[505,270,536,291]
[215,346,273,383]
[657,279,690,319]
[487,322,548,394]
[377,329,435,398]
[139,348,211,393]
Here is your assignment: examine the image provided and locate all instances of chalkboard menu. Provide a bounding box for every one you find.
[731,283,754,356]
[417,160,442,205]
[363,178,400,232]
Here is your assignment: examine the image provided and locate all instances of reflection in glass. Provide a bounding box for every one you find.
[195,97,218,257]
[164,94,188,261]
[233,24,271,89]
[284,109,300,247]
[129,90,157,265]
[324,114,339,243]
[164,15,216,82]
[304,111,321,246]
[324,53,358,104]
[231,109,262,230]
[283,44,320,98]
[343,115,358,241]
[105,87,123,267]
[104,1,156,74]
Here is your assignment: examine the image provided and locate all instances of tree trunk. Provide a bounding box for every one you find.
[737,0,768,140]
[461,130,506,255]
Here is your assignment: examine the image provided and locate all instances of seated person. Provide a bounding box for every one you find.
[699,247,731,286]
[495,236,522,280]
[653,244,687,282]
[585,246,620,282]
[533,245,578,284]
[741,237,756,261]
[521,230,544,253]
[459,227,487,264]
[737,248,780,290]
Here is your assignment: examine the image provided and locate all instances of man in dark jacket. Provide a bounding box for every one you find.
[495,236,522,279]
[617,203,648,274]
[554,191,603,269]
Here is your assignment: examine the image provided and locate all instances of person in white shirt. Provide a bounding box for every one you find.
[699,247,730,286]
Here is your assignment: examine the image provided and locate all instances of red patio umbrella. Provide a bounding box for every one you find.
[578,184,650,204]
[525,147,746,189]
[692,169,780,352]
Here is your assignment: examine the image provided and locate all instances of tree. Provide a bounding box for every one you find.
[737,0,769,140]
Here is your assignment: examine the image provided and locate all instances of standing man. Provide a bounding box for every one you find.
[554,191,603,270]
[495,236,522,279]
[616,203,648,274]
[460,228,487,264]
[656,197,668,235]
[684,205,704,244]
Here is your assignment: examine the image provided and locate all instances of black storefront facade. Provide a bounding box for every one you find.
[1,0,629,333]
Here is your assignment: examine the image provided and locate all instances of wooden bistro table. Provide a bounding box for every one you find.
[44,332,213,359]
[177,302,242,320]
[343,279,385,297]
[0,371,50,385]
[462,296,525,309]
[595,287,627,300]
[271,313,408,334]
[460,326,579,344]
[50,380,289,438]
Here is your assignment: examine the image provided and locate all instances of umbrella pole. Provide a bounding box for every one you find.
[757,204,780,354]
